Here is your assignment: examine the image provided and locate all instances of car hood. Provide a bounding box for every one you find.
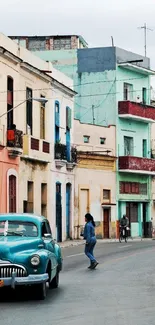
[0,236,41,263]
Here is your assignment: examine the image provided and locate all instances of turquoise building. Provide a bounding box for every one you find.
[10,36,155,238]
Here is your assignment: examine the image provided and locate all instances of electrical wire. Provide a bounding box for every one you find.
[0,76,152,95]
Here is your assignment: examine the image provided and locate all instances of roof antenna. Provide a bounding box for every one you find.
[138,23,153,57]
[111,36,114,47]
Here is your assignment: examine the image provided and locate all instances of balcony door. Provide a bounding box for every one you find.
[124,136,133,156]
[123,83,133,101]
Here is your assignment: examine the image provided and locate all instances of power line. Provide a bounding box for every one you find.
[0,76,152,95]
[0,85,154,103]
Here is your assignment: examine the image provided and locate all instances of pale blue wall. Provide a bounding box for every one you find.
[74,70,116,124]
[34,49,77,79]
[118,119,150,158]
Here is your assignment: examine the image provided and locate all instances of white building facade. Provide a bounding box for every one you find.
[0,33,76,241]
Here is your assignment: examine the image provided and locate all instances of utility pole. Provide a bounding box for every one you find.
[138,23,153,57]
[92,105,95,124]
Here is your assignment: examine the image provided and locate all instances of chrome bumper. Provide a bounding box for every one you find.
[1,273,49,289]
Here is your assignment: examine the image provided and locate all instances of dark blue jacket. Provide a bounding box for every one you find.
[84,221,96,244]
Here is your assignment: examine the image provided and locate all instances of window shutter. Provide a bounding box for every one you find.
[66,107,72,129]
[119,182,124,194]
[55,102,60,127]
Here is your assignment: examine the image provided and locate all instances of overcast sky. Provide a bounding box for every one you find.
[1,0,155,80]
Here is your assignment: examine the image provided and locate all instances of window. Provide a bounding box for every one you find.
[100,137,106,145]
[103,189,110,201]
[55,101,60,143]
[83,135,90,143]
[0,221,38,237]
[66,106,72,130]
[41,221,52,237]
[45,221,52,235]
[142,88,147,105]
[131,182,139,194]
[142,139,147,157]
[9,175,16,213]
[40,95,45,139]
[28,39,46,51]
[55,103,59,113]
[7,76,14,130]
[139,183,147,195]
[26,88,33,135]
[124,136,133,156]
[123,83,133,101]
[41,183,47,218]
[53,38,71,50]
[119,182,147,195]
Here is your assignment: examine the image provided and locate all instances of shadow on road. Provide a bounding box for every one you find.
[0,286,65,304]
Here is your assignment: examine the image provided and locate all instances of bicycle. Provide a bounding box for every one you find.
[119,226,128,243]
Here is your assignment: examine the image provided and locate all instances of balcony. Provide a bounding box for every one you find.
[118,101,155,123]
[119,156,155,175]
[7,129,23,157]
[66,147,77,171]
[55,143,67,168]
[55,143,77,169]
[22,135,50,163]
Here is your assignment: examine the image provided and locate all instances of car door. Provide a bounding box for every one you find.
[41,221,57,273]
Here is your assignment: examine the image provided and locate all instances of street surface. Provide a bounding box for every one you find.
[1,240,155,325]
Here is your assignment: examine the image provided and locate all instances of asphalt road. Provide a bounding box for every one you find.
[1,240,155,325]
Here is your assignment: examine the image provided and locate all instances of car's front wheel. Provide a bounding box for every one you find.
[49,269,59,289]
[36,282,47,300]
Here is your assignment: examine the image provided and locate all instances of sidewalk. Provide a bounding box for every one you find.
[59,237,153,248]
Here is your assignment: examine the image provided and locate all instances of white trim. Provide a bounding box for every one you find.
[118,63,155,75]
[119,169,155,176]
[7,169,18,213]
[118,114,155,124]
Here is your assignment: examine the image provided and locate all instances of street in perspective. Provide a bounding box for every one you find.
[1,0,155,324]
[1,240,155,325]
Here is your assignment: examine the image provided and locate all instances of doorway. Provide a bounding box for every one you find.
[143,203,147,237]
[56,182,62,242]
[103,208,110,239]
[126,202,138,237]
[66,183,71,239]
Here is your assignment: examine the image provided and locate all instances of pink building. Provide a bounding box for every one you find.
[0,129,22,213]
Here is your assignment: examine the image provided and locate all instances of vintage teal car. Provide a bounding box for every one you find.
[0,214,62,300]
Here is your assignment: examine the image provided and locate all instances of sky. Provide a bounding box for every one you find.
[1,0,155,85]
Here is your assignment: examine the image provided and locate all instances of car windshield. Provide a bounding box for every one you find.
[0,220,38,237]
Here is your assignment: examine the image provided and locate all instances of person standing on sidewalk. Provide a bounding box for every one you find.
[83,213,98,269]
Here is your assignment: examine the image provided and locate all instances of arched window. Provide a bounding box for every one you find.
[7,169,18,213]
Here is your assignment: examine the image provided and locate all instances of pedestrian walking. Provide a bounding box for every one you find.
[83,213,98,269]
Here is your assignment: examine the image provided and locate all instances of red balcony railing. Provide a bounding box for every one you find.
[118,101,155,121]
[119,156,155,172]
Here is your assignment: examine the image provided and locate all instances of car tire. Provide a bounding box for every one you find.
[36,282,47,300]
[49,269,59,289]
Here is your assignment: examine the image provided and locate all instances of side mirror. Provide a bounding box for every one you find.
[44,233,52,239]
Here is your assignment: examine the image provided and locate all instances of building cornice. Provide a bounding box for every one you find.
[0,46,22,64]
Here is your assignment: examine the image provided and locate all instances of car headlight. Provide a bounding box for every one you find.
[31,255,40,266]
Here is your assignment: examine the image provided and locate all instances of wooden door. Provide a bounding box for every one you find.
[80,189,89,225]
[104,209,110,239]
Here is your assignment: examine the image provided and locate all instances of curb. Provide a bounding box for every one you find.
[59,238,153,248]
